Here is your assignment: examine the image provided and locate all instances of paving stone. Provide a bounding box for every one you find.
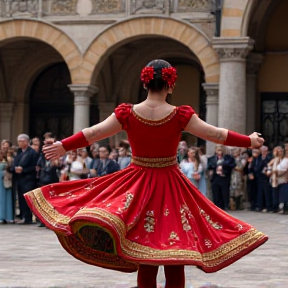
[0,211,287,288]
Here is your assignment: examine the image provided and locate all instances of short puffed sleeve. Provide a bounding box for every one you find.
[114,103,132,129]
[178,105,195,130]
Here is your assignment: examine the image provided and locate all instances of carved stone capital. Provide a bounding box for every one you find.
[202,83,219,105]
[68,84,98,105]
[246,53,264,76]
[213,37,254,62]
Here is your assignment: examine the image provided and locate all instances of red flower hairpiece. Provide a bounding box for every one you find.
[141,67,154,84]
[162,67,177,87]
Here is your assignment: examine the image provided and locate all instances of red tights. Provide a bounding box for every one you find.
[137,265,185,288]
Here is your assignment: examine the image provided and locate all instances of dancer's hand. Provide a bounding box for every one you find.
[43,140,66,160]
[249,132,264,149]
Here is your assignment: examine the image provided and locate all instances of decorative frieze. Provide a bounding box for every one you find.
[177,0,215,12]
[131,0,166,14]
[91,0,125,14]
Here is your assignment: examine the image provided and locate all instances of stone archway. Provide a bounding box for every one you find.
[81,16,220,85]
[0,19,81,83]
[221,0,255,37]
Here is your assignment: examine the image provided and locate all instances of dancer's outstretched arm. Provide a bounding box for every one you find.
[184,114,264,149]
[43,114,122,160]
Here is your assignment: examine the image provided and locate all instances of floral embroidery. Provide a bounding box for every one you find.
[200,209,222,230]
[180,204,193,231]
[236,223,243,231]
[164,208,170,216]
[205,238,213,248]
[169,231,180,245]
[124,192,134,210]
[144,211,155,233]
[84,184,94,190]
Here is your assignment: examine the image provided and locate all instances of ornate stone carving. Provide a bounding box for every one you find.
[91,0,124,14]
[50,0,78,15]
[9,0,38,17]
[132,0,165,15]
[213,37,255,62]
[178,0,215,12]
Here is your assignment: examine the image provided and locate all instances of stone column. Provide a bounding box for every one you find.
[68,84,98,133]
[202,83,219,156]
[0,103,14,141]
[246,53,264,134]
[213,37,254,135]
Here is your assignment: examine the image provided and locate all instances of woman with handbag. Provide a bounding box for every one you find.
[0,150,14,224]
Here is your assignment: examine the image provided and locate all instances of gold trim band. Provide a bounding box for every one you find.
[131,156,177,168]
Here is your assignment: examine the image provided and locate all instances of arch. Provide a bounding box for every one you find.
[11,46,64,103]
[82,16,220,84]
[221,0,252,37]
[0,19,82,83]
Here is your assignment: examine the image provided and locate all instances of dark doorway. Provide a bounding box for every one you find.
[261,93,288,149]
[29,63,74,140]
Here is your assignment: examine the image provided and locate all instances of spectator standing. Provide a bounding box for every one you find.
[61,150,88,181]
[276,147,288,213]
[93,145,119,176]
[89,146,100,178]
[78,148,92,178]
[253,146,272,212]
[230,148,245,210]
[247,149,260,210]
[117,140,131,170]
[12,134,38,224]
[1,139,12,154]
[177,141,188,163]
[0,150,14,224]
[180,147,206,196]
[267,146,284,213]
[208,145,236,211]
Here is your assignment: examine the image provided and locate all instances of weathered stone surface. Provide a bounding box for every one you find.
[0,211,287,288]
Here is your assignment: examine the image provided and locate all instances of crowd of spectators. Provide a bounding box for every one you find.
[0,133,131,226]
[1,133,288,226]
[177,141,288,213]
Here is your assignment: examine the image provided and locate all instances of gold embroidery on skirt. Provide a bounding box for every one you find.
[124,192,134,210]
[144,211,155,233]
[169,231,180,245]
[28,188,70,225]
[76,208,266,268]
[200,209,223,230]
[205,238,213,248]
[180,204,193,231]
[164,208,170,216]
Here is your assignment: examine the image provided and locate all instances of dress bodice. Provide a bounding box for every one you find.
[114,104,195,158]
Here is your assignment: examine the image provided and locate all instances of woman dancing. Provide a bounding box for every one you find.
[25,59,267,288]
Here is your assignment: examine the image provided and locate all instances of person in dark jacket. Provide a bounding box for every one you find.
[249,146,273,212]
[12,134,38,224]
[89,145,119,177]
[208,145,236,211]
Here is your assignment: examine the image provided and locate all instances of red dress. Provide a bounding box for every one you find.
[24,104,268,273]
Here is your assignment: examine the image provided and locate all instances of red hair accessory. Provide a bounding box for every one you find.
[162,67,177,87]
[141,67,154,84]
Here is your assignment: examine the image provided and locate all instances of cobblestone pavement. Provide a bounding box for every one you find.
[1,211,288,288]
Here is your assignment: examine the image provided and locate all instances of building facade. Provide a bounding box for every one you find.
[0,0,287,153]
